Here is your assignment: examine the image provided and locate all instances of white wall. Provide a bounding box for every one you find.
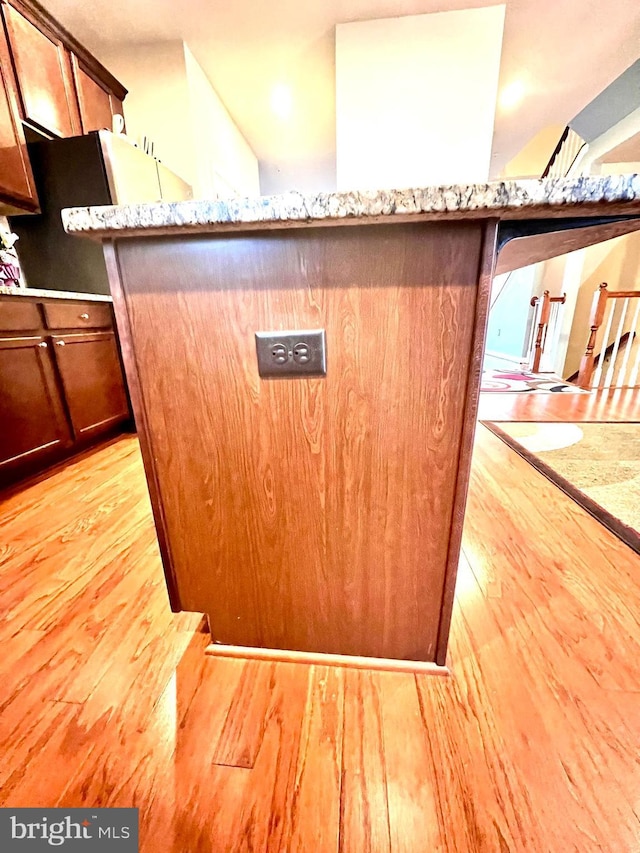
[335,7,506,191]
[99,42,194,187]
[579,107,640,174]
[184,46,259,198]
[98,42,259,199]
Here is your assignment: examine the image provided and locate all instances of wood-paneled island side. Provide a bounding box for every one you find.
[63,176,640,669]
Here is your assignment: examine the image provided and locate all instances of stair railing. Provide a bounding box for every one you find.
[578,282,640,389]
[542,126,589,179]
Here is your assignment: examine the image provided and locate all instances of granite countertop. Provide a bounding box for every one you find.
[61,174,640,239]
[0,286,111,302]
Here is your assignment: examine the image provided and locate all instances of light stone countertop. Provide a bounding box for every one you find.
[61,175,640,239]
[0,286,111,302]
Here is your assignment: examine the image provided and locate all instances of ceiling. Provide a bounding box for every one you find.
[42,0,640,193]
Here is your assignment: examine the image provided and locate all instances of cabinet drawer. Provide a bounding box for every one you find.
[0,299,42,331]
[43,301,112,330]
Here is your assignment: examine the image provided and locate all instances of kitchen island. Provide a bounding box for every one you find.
[64,175,640,670]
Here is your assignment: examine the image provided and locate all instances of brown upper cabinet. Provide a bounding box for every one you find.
[0,11,37,212]
[0,0,126,212]
[2,0,80,137]
[71,53,124,134]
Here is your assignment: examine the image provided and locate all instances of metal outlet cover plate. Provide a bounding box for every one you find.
[255,329,326,378]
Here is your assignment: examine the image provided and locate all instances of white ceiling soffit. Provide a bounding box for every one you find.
[41,0,640,193]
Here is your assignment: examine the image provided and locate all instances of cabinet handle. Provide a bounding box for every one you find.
[79,312,90,320]
[56,340,66,346]
[38,341,47,348]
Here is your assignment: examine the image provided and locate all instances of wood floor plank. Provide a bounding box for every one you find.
[211,659,276,768]
[285,665,344,853]
[340,669,391,853]
[377,671,442,853]
[230,661,310,853]
[0,699,94,806]
[415,557,534,853]
[172,660,310,853]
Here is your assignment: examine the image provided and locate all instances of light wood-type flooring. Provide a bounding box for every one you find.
[478,384,640,421]
[1,390,640,851]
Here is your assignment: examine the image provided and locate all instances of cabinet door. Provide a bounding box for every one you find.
[0,336,72,477]
[71,54,113,133]
[0,12,37,213]
[2,1,80,138]
[51,331,129,440]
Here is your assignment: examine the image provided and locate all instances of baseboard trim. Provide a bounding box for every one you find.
[204,643,450,676]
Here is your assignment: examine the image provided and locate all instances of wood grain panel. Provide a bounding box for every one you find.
[112,222,485,662]
[103,240,181,612]
[109,95,124,126]
[435,219,498,665]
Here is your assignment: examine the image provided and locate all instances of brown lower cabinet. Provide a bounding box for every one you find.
[0,335,72,471]
[52,332,129,438]
[0,296,131,489]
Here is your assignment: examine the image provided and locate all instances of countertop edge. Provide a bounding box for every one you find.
[61,175,640,239]
[0,286,112,302]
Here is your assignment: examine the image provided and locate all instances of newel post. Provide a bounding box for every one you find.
[578,282,609,389]
[530,290,551,372]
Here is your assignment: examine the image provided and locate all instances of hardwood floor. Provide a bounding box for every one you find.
[478,384,640,421]
[1,414,640,851]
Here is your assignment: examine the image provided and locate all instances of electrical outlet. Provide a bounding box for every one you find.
[255,330,326,378]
